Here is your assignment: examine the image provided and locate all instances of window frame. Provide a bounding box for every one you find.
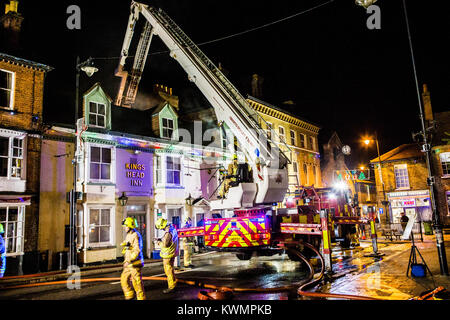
[0,69,15,110]
[0,205,25,256]
[86,206,115,248]
[290,130,296,146]
[0,133,25,180]
[299,133,306,149]
[161,117,175,139]
[394,164,410,190]
[88,101,107,128]
[266,122,273,141]
[278,126,285,143]
[88,144,115,184]
[440,152,450,177]
[166,155,182,186]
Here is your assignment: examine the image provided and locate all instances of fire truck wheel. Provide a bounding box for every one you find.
[236,253,252,260]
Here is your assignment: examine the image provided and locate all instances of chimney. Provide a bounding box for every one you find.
[0,1,23,53]
[422,84,434,122]
[251,74,264,99]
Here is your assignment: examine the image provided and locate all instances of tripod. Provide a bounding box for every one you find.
[406,231,432,277]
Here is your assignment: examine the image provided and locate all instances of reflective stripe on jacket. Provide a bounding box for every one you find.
[160,231,175,259]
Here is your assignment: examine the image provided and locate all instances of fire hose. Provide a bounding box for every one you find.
[1,243,379,301]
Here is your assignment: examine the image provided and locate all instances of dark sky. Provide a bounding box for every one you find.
[5,0,450,168]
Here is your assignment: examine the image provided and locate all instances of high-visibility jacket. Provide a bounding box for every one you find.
[0,234,5,277]
[123,229,144,268]
[169,224,179,256]
[160,231,175,259]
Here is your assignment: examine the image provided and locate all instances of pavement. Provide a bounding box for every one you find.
[317,232,450,300]
[1,233,450,300]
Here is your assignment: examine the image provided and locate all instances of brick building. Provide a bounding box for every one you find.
[0,52,52,275]
[370,144,433,227]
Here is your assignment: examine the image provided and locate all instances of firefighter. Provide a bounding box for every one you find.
[0,223,6,278]
[218,154,239,199]
[120,217,146,300]
[155,218,177,293]
[182,217,195,268]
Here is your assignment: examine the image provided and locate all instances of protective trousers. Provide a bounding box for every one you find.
[183,239,193,266]
[163,257,177,289]
[121,266,146,300]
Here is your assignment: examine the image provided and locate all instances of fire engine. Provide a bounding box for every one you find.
[116,2,359,261]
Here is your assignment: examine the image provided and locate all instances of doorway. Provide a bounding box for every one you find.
[126,205,147,258]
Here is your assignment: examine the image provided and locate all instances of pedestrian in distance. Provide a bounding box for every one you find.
[400,212,409,232]
[120,217,146,300]
[155,218,178,293]
[0,224,6,278]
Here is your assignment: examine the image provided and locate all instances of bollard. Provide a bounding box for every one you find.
[320,209,333,274]
[364,207,385,258]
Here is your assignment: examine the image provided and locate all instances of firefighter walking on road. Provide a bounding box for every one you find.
[156,218,177,293]
[120,217,146,300]
[0,224,6,278]
[182,217,195,268]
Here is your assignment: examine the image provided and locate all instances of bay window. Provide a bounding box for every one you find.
[88,207,113,247]
[0,206,24,255]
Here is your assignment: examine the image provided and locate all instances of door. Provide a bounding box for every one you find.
[126,205,147,258]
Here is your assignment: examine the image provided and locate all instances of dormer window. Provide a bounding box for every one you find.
[89,102,106,128]
[162,118,174,139]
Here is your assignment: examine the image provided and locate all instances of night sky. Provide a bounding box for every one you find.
[5,0,450,168]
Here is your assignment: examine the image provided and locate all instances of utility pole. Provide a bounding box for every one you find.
[402,0,448,275]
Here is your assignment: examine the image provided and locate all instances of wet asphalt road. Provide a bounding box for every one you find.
[0,251,311,300]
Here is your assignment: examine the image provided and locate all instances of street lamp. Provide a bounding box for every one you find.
[119,192,129,207]
[363,135,390,227]
[356,0,448,275]
[69,57,99,268]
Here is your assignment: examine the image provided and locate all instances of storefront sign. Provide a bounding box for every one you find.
[116,149,153,196]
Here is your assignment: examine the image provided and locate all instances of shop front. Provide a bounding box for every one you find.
[388,190,432,232]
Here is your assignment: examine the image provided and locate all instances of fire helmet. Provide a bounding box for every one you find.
[156,218,168,230]
[122,217,138,229]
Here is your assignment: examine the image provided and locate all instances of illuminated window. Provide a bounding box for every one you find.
[440,152,450,176]
[0,135,24,178]
[309,137,315,151]
[394,164,410,189]
[89,146,112,181]
[0,69,14,109]
[0,206,25,255]
[88,207,113,246]
[89,102,106,128]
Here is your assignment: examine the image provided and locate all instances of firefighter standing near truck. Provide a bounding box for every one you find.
[156,218,177,293]
[0,224,6,278]
[182,217,195,268]
[218,154,239,199]
[120,217,146,300]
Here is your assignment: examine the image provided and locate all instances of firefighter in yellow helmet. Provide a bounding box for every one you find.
[182,217,195,268]
[155,218,177,293]
[120,217,146,300]
[218,154,239,199]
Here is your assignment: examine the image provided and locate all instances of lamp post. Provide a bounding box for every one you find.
[364,135,389,227]
[357,0,448,275]
[69,57,98,268]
